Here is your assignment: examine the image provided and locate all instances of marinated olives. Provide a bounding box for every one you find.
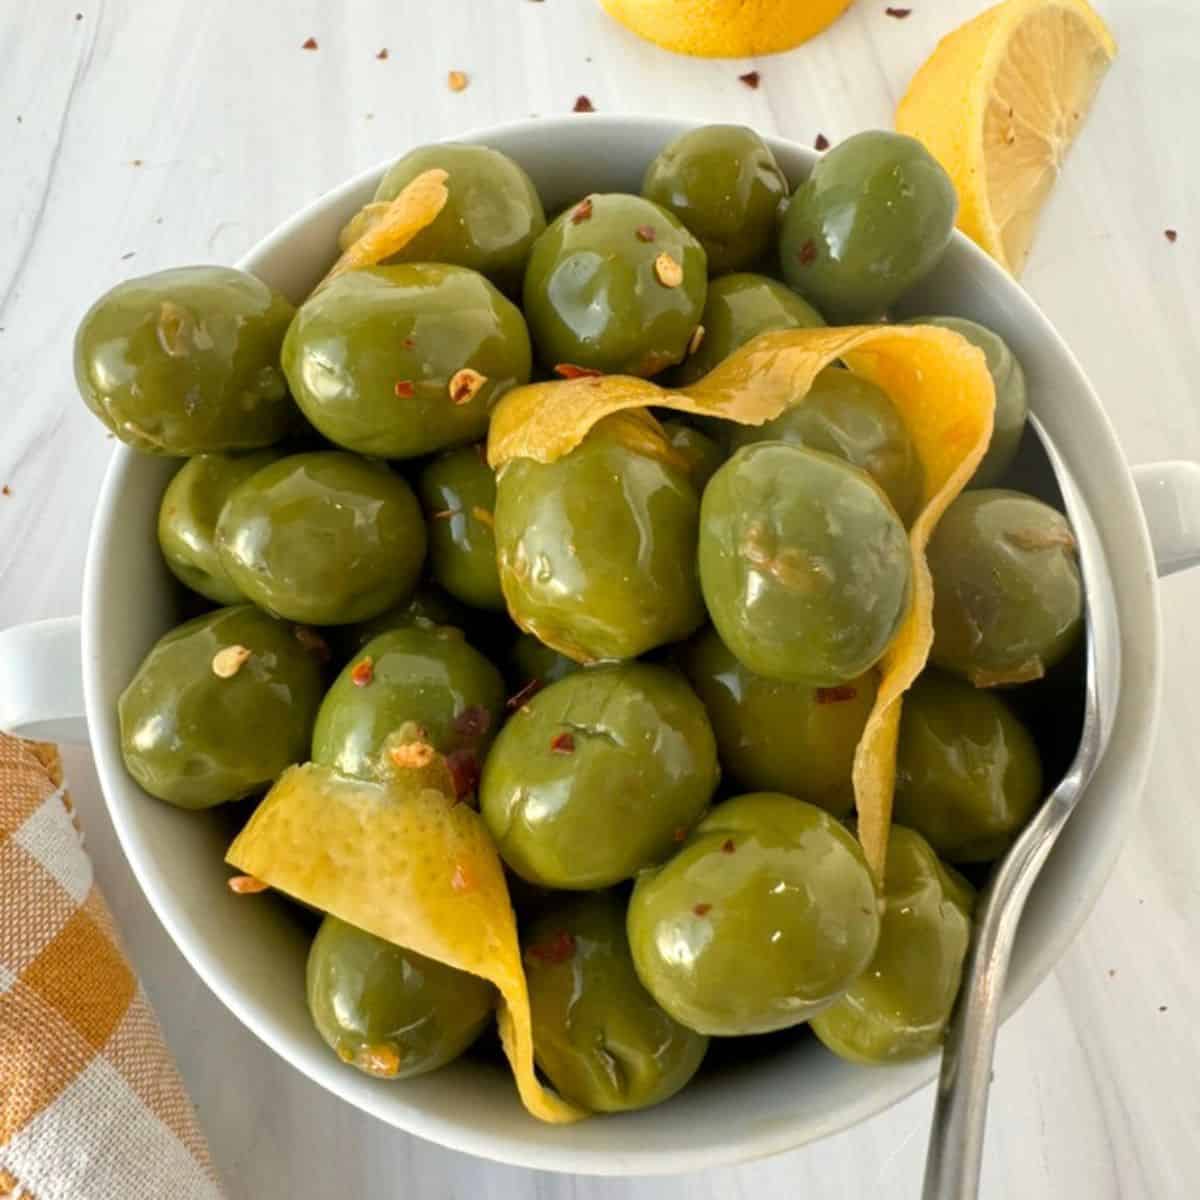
[119,606,324,809]
[312,626,505,784]
[157,450,282,604]
[642,125,789,275]
[75,266,296,454]
[373,144,546,292]
[494,414,705,662]
[282,265,531,460]
[480,664,719,890]
[699,443,912,685]
[522,193,707,377]
[418,445,504,611]
[680,626,876,816]
[928,489,1083,686]
[215,451,426,626]
[307,915,494,1079]
[811,825,974,1064]
[893,671,1043,862]
[779,131,957,322]
[525,892,708,1112]
[727,366,925,525]
[627,792,880,1036]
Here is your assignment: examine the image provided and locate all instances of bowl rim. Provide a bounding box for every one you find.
[81,113,1163,1175]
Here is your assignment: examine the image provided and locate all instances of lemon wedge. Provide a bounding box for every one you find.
[896,0,1116,274]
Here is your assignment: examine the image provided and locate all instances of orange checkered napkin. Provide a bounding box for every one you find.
[0,734,225,1200]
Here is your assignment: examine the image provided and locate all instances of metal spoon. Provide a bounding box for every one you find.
[922,414,1121,1199]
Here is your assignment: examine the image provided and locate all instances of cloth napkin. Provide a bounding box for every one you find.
[0,733,225,1200]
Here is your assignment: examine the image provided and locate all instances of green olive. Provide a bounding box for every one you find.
[525,891,708,1112]
[893,671,1043,862]
[728,366,925,525]
[282,265,531,460]
[215,451,426,626]
[779,131,958,322]
[929,489,1083,686]
[641,125,789,275]
[699,443,911,685]
[627,792,881,1036]
[680,626,876,816]
[373,144,546,292]
[495,414,705,662]
[339,585,468,655]
[307,915,494,1079]
[118,606,324,809]
[75,266,297,455]
[508,634,581,690]
[480,663,719,889]
[522,193,707,377]
[157,450,282,604]
[417,445,504,611]
[811,825,975,1063]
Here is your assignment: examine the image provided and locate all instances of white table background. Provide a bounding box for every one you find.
[2,2,1199,1197]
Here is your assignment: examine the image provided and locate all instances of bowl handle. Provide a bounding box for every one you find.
[1133,461,1200,578]
[0,616,88,743]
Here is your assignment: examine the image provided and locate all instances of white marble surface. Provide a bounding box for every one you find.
[2,1,1199,1196]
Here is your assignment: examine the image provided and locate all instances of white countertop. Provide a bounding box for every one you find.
[2,2,1198,1196]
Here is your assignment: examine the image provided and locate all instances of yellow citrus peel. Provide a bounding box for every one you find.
[225,756,586,1124]
[320,168,449,288]
[487,326,995,878]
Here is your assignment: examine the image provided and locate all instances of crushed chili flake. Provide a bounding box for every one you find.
[506,677,544,709]
[570,197,594,224]
[361,1044,401,1076]
[449,367,488,405]
[376,48,389,60]
[721,838,736,854]
[797,239,818,266]
[293,625,331,662]
[227,874,269,894]
[816,685,858,703]
[450,861,474,892]
[1165,229,1179,243]
[672,826,688,843]
[390,741,435,769]
[448,70,469,92]
[554,362,603,379]
[654,252,684,288]
[635,224,657,243]
[350,656,375,687]
[527,930,576,965]
[471,505,494,527]
[692,903,712,917]
[301,36,319,50]
[573,95,595,113]
[885,6,912,17]
[402,337,415,349]
[738,71,761,89]
[815,133,830,151]
[447,749,481,800]
[211,645,252,679]
[453,705,492,740]
[394,379,415,398]
[550,731,576,754]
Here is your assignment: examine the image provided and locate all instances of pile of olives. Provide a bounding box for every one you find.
[80,126,1084,1115]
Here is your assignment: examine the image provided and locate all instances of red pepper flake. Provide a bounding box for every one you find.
[506,677,544,710]
[816,685,858,704]
[394,379,415,398]
[376,48,389,60]
[453,705,492,741]
[293,625,331,663]
[446,749,481,801]
[301,36,319,50]
[721,838,736,854]
[1165,229,1179,243]
[554,363,603,379]
[550,731,576,754]
[692,903,712,917]
[450,861,474,893]
[738,71,761,89]
[672,826,688,843]
[402,337,415,349]
[350,657,375,687]
[228,875,269,894]
[814,133,830,151]
[798,239,818,266]
[570,197,594,224]
[526,930,576,965]
[885,7,912,17]
[635,225,657,243]
[573,95,595,113]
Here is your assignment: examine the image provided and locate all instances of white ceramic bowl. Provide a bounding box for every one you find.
[4,116,1200,1176]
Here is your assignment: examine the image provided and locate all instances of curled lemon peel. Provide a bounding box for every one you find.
[225,760,586,1124]
[487,326,995,879]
